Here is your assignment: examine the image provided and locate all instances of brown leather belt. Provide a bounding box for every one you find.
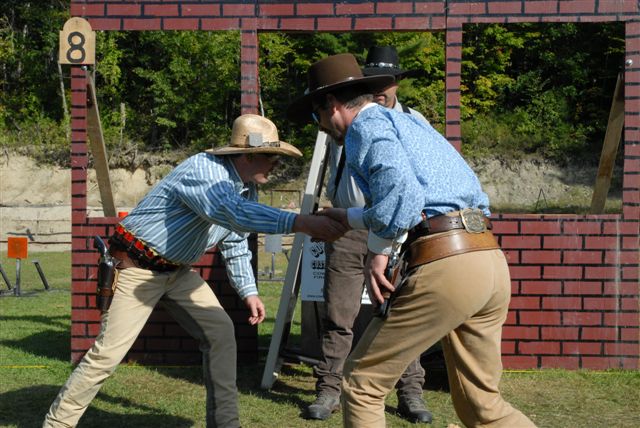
[109,247,180,272]
[408,210,492,241]
[406,229,500,270]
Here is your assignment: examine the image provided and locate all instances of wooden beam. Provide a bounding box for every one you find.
[590,72,625,214]
[86,72,117,217]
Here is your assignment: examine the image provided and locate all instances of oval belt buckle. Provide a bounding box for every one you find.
[460,208,487,234]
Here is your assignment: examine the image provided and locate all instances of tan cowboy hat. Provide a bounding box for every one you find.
[287,53,395,124]
[206,114,302,157]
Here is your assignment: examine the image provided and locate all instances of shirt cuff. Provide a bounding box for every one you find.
[237,284,259,300]
[347,207,366,229]
[367,231,408,255]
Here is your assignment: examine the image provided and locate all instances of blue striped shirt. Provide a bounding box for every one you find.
[345,103,490,254]
[121,152,297,298]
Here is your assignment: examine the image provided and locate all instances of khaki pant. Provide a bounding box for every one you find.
[43,266,239,428]
[342,248,536,428]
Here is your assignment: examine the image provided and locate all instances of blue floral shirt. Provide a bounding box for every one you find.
[345,103,490,254]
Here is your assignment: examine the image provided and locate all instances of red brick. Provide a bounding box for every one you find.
[107,4,141,16]
[563,342,602,355]
[71,337,96,351]
[201,18,240,30]
[336,3,374,14]
[543,266,583,279]
[487,1,522,14]
[623,190,640,204]
[541,356,580,369]
[317,18,352,31]
[355,17,393,30]
[378,2,414,14]
[415,2,445,14]
[543,235,583,249]
[502,355,539,369]
[521,250,561,264]
[505,310,517,325]
[521,220,561,234]
[520,311,561,325]
[542,296,581,310]
[223,4,255,16]
[605,342,639,355]
[583,296,619,310]
[71,3,105,16]
[563,250,603,264]
[258,4,294,16]
[163,18,199,30]
[622,266,639,280]
[523,1,557,14]
[71,309,100,322]
[562,221,603,235]
[604,312,638,326]
[599,0,639,13]
[71,294,88,307]
[603,281,637,295]
[519,281,561,295]
[624,158,640,173]
[501,235,541,249]
[503,250,519,263]
[297,4,334,16]
[123,18,161,30]
[71,322,87,336]
[182,4,220,16]
[541,327,579,340]
[509,296,541,310]
[519,341,560,355]
[562,311,602,326]
[502,326,540,340]
[582,327,619,341]
[622,236,639,250]
[144,4,178,17]
[585,236,619,249]
[621,328,639,341]
[501,340,516,353]
[559,1,596,14]
[86,18,121,30]
[622,174,640,190]
[449,2,487,15]
[509,265,541,279]
[257,17,279,30]
[72,280,94,294]
[584,266,619,280]
[581,356,620,369]
[621,297,639,311]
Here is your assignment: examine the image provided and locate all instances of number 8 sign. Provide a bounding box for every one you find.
[59,17,95,65]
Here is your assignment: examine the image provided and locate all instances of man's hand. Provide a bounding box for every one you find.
[316,207,350,229]
[364,251,394,305]
[293,214,348,242]
[244,295,266,325]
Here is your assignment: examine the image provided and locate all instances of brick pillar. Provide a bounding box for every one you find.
[445,22,463,152]
[240,25,259,114]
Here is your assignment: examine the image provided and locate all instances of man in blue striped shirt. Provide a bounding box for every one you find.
[288,55,536,428]
[43,114,347,428]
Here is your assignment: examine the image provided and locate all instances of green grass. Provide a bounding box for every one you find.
[1,251,639,427]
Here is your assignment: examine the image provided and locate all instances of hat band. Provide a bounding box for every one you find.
[365,61,399,69]
[247,132,280,148]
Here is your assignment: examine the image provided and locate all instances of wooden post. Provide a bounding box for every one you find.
[86,73,117,217]
[590,72,625,214]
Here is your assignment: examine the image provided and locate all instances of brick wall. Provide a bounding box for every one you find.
[68,0,639,369]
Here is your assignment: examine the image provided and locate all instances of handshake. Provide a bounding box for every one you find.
[293,208,350,242]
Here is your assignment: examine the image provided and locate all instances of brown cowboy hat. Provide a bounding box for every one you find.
[287,53,395,124]
[362,45,424,79]
[206,114,302,157]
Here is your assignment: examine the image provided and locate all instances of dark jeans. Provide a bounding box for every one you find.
[314,229,425,398]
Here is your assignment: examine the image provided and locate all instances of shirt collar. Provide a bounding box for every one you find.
[224,156,249,194]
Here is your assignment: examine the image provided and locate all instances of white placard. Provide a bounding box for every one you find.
[300,236,371,304]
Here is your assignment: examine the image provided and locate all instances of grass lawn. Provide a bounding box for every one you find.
[1,250,639,427]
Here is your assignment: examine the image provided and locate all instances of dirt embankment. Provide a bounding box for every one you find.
[0,154,616,251]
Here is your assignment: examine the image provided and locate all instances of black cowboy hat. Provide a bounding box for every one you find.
[287,53,394,124]
[362,45,424,79]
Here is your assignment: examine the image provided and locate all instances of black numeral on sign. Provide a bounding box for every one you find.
[66,31,86,64]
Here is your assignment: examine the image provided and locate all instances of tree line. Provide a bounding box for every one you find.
[0,1,625,173]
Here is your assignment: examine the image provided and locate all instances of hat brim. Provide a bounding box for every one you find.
[287,75,395,124]
[205,141,302,158]
[362,67,424,79]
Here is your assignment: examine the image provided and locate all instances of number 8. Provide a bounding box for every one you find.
[66,31,86,64]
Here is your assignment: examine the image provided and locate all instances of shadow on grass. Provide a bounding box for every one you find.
[1,318,70,361]
[0,385,194,428]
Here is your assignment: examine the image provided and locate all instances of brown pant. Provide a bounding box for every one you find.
[342,246,536,428]
[314,229,425,398]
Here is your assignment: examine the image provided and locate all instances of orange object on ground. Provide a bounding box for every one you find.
[7,237,28,259]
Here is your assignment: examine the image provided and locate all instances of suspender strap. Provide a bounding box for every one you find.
[332,149,347,199]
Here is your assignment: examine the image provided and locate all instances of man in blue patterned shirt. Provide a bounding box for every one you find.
[43,114,347,428]
[288,55,536,427]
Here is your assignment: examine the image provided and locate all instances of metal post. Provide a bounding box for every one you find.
[0,262,12,290]
[33,260,51,291]
[14,258,21,296]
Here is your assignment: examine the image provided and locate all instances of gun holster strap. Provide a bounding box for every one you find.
[406,229,500,270]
